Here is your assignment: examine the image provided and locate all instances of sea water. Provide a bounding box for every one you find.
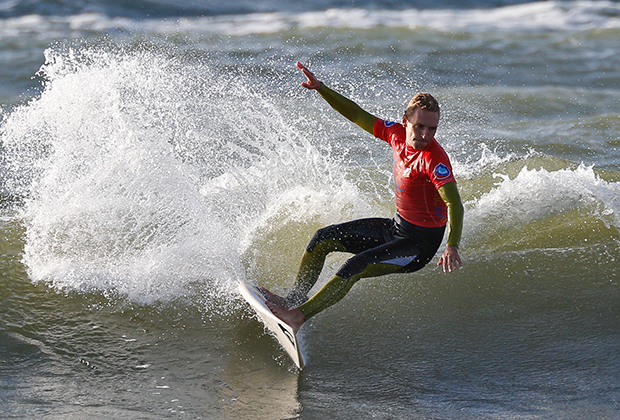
[1,1,619,418]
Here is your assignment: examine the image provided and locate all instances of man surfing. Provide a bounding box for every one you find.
[263,62,464,333]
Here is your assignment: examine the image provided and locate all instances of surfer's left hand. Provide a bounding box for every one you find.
[437,245,462,273]
[296,62,322,90]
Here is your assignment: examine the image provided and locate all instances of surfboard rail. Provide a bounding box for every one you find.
[238,281,304,369]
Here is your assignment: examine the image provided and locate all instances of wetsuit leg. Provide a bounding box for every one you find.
[297,224,446,319]
[288,218,393,304]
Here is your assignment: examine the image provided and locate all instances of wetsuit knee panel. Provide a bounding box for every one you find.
[335,257,367,280]
[307,225,345,253]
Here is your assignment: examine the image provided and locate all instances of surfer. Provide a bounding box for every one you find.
[264,62,464,333]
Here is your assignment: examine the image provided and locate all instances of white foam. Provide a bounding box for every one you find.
[2,48,241,303]
[1,1,619,39]
[465,163,620,242]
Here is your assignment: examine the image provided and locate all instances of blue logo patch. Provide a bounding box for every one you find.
[434,163,451,179]
[384,120,396,127]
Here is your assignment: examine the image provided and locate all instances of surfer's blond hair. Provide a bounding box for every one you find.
[405,93,440,119]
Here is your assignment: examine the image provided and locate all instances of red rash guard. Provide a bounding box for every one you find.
[373,118,456,228]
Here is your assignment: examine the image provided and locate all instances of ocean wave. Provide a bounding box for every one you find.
[0,1,619,39]
[463,156,620,252]
[2,39,619,304]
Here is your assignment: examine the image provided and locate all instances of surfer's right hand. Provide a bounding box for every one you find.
[296,62,322,90]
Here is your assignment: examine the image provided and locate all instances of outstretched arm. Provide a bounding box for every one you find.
[296,62,377,135]
[437,182,464,273]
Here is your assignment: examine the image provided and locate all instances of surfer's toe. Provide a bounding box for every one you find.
[259,287,288,307]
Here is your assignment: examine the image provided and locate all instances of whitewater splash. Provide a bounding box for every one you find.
[0,45,374,306]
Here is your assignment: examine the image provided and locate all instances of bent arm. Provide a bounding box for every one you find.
[437,181,464,247]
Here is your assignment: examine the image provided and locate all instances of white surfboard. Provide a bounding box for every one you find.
[238,281,304,369]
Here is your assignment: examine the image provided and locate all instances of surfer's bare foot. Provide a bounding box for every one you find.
[265,301,305,333]
[258,287,288,307]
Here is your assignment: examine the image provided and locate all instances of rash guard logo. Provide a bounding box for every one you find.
[434,163,451,180]
[384,120,396,127]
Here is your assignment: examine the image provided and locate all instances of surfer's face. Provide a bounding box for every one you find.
[403,108,439,150]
